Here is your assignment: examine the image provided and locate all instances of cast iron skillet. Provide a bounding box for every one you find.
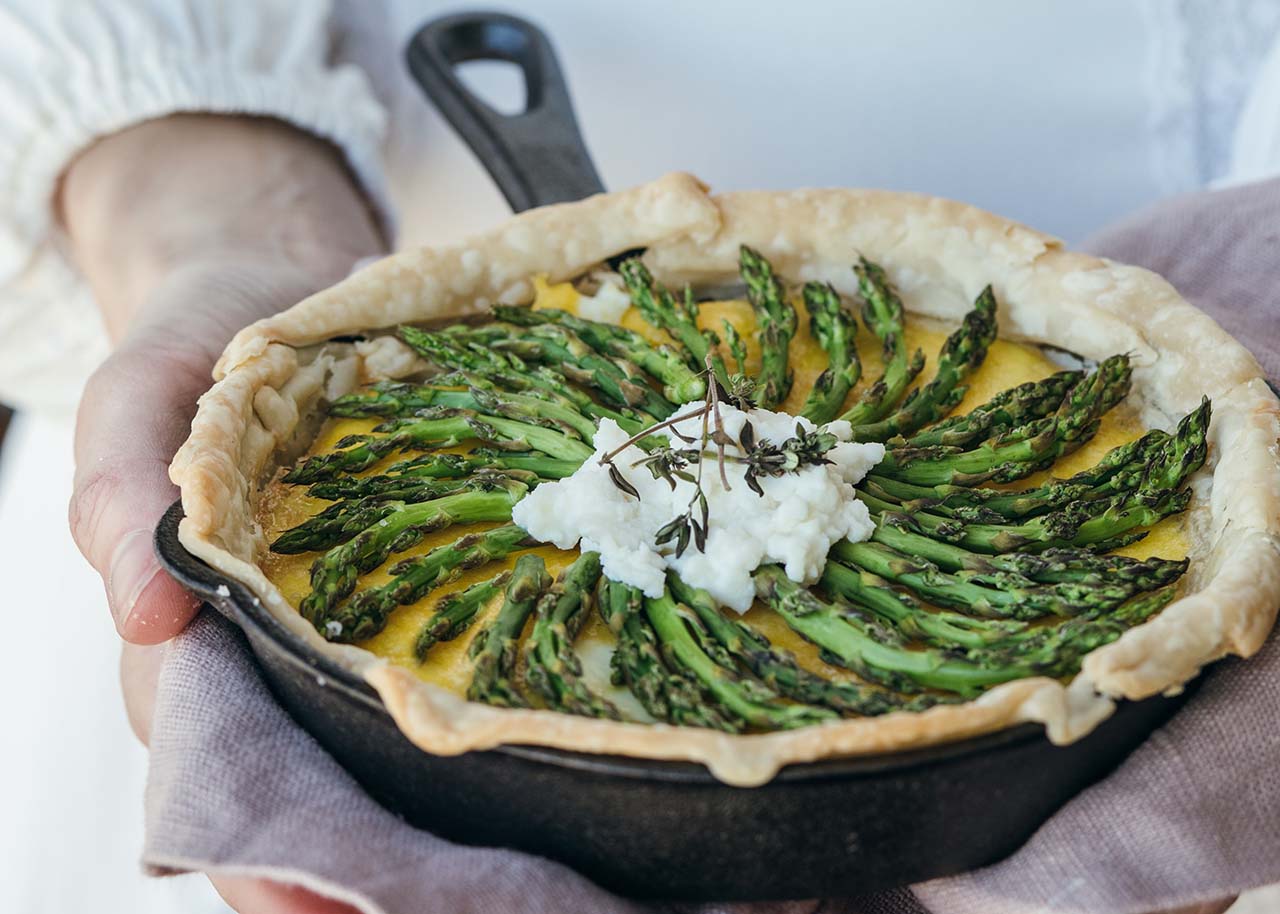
[153,11,1200,902]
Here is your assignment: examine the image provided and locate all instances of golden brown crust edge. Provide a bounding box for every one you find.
[170,175,1280,786]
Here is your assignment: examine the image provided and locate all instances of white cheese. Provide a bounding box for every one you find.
[512,402,884,612]
[574,278,632,324]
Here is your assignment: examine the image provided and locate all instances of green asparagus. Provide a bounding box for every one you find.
[895,370,1084,449]
[598,578,736,729]
[869,513,1189,588]
[739,246,798,409]
[668,574,943,715]
[468,554,551,707]
[522,552,620,718]
[818,561,1029,647]
[331,377,605,440]
[306,451,580,501]
[299,478,528,629]
[755,564,1018,696]
[284,408,592,484]
[328,523,537,643]
[875,355,1132,486]
[491,305,705,403]
[830,538,1142,620]
[798,281,861,424]
[414,571,511,659]
[451,321,677,418]
[273,475,485,554]
[849,286,997,441]
[840,257,926,426]
[619,258,728,384]
[644,589,836,729]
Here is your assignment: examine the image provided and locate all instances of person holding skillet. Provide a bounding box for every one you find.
[3,2,1280,912]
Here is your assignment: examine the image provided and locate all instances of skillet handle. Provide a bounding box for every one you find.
[405,11,605,213]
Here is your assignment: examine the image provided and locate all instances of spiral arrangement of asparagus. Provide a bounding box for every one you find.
[268,246,1208,732]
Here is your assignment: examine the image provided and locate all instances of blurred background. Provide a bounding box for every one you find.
[2,1,1279,911]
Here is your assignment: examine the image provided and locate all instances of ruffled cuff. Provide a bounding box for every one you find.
[1219,29,1280,187]
[0,0,391,413]
[0,2,390,283]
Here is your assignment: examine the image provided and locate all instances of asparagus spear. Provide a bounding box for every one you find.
[1133,396,1212,493]
[667,574,942,715]
[869,512,1189,588]
[483,367,655,433]
[739,246,798,409]
[464,321,677,418]
[859,486,1190,555]
[598,578,736,729]
[299,478,528,628]
[331,379,599,441]
[283,408,592,484]
[399,324,519,376]
[799,281,861,424]
[721,319,748,375]
[818,562,1030,647]
[840,257,926,426]
[644,589,837,730]
[761,565,1178,695]
[285,408,474,484]
[896,370,1084,449]
[327,523,538,642]
[465,386,599,441]
[871,395,1208,531]
[414,571,511,659]
[400,323,671,419]
[865,396,1204,554]
[306,451,580,501]
[964,586,1175,676]
[467,555,551,707]
[273,476,485,554]
[875,355,1132,486]
[850,286,998,441]
[396,340,643,428]
[618,258,728,383]
[330,381,474,416]
[863,427,1172,521]
[754,564,1017,696]
[830,539,1140,620]
[521,552,620,718]
[491,305,705,403]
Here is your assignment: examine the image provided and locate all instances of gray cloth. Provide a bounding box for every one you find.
[144,178,1280,914]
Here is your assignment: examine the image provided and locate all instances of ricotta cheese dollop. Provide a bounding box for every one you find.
[572,277,632,324]
[512,401,885,612]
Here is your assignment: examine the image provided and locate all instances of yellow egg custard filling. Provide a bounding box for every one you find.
[258,271,1188,710]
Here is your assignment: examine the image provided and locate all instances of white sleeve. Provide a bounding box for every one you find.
[1222,31,1280,187]
[0,0,390,414]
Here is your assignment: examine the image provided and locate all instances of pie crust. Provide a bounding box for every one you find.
[170,173,1280,786]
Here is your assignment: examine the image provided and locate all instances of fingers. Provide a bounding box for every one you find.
[210,875,365,914]
[69,264,349,644]
[119,642,168,745]
[69,336,209,643]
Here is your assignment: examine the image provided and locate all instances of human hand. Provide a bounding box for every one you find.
[61,114,385,913]
[64,114,385,643]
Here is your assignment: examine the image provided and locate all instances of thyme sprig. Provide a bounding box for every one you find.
[739,423,838,496]
[597,357,838,558]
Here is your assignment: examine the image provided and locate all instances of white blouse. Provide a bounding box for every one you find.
[4,4,1280,914]
[1,0,1279,416]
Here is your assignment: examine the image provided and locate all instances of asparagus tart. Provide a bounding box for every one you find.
[170,174,1280,786]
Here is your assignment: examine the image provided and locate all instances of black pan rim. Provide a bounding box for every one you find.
[155,498,1134,787]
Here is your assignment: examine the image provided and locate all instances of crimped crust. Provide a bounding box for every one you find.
[170,174,1280,786]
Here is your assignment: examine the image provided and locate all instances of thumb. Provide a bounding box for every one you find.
[70,335,209,643]
[211,875,365,914]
